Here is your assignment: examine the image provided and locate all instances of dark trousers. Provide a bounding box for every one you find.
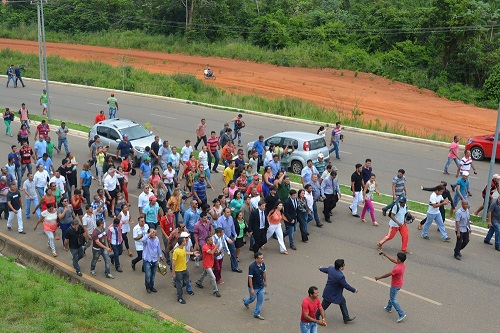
[70,246,84,273]
[132,250,143,267]
[111,243,123,268]
[194,135,207,150]
[252,230,267,253]
[0,203,9,219]
[319,297,350,320]
[454,231,470,255]
[323,193,338,221]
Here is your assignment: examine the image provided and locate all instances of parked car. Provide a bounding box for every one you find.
[246,131,330,174]
[465,132,500,161]
[88,118,159,167]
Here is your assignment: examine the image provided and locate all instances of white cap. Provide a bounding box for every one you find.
[180,232,190,238]
[462,171,469,176]
[493,174,500,179]
[318,153,324,159]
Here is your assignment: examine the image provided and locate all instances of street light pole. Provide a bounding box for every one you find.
[481,101,500,222]
[39,0,51,120]
[36,1,44,81]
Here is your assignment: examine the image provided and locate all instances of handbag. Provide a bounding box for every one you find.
[157,261,168,276]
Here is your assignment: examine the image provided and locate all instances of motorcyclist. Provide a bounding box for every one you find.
[204,66,213,78]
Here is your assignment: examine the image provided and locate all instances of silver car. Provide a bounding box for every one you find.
[88,118,158,167]
[246,131,330,174]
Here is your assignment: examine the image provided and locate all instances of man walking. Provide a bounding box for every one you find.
[217,207,242,273]
[454,200,471,260]
[248,201,269,253]
[131,216,149,271]
[329,122,343,160]
[63,219,85,276]
[377,196,413,254]
[107,218,124,273]
[301,286,327,332]
[56,122,70,154]
[15,65,25,88]
[382,169,407,216]
[321,170,341,223]
[318,259,357,324]
[243,252,267,320]
[484,195,500,251]
[6,65,16,88]
[142,228,163,293]
[194,118,207,150]
[40,89,48,116]
[375,252,407,323]
[195,235,221,297]
[444,135,460,175]
[349,164,363,218]
[107,93,119,119]
[207,131,220,172]
[172,236,198,304]
[7,183,25,234]
[421,185,451,241]
[90,219,115,279]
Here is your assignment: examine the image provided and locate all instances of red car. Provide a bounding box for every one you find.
[465,132,500,161]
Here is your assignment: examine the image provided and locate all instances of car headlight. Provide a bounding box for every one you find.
[135,146,144,153]
[466,139,473,145]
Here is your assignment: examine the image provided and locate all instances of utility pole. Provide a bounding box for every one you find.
[36,1,44,81]
[482,101,500,222]
[32,0,50,119]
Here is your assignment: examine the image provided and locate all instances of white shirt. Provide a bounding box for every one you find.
[389,204,408,227]
[305,191,314,211]
[427,192,442,215]
[119,210,131,233]
[33,170,49,188]
[180,145,193,162]
[82,212,96,236]
[133,223,149,251]
[22,179,37,198]
[163,169,175,184]
[264,150,273,166]
[250,196,261,209]
[103,173,119,191]
[49,175,66,194]
[198,151,209,170]
[138,191,153,210]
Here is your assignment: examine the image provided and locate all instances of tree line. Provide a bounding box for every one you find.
[1,0,499,107]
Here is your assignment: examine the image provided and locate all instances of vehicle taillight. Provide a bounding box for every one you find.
[303,141,310,151]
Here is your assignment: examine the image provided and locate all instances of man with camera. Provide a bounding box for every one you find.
[377,196,413,255]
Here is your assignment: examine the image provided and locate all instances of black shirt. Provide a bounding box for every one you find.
[351,172,363,192]
[7,190,21,210]
[65,225,85,249]
[264,193,279,215]
[151,141,160,156]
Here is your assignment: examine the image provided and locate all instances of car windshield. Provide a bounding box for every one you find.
[119,125,150,141]
[309,138,326,150]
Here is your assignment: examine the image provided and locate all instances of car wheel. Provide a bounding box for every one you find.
[470,147,484,161]
[291,160,303,174]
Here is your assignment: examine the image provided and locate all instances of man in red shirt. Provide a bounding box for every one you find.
[34,120,50,139]
[195,236,220,297]
[94,110,106,124]
[301,286,326,332]
[375,252,407,323]
[19,141,34,178]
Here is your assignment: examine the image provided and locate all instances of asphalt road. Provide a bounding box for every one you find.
[1,80,500,333]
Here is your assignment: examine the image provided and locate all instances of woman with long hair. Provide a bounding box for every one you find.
[229,190,244,219]
[17,123,30,146]
[33,203,59,257]
[3,107,13,137]
[266,202,288,255]
[120,155,132,204]
[149,166,162,189]
[167,188,182,226]
[234,210,248,262]
[79,162,94,204]
[261,166,274,197]
[296,189,310,243]
[117,203,134,257]
[361,173,380,226]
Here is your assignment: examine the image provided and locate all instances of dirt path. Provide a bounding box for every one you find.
[1,38,495,140]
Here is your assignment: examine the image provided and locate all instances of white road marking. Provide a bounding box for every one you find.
[88,102,106,107]
[241,131,254,135]
[340,150,352,155]
[151,113,176,120]
[426,168,478,179]
[362,276,442,306]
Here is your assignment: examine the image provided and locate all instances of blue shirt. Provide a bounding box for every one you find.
[34,140,47,158]
[117,140,133,157]
[217,215,236,239]
[301,166,318,186]
[80,170,92,187]
[253,140,265,156]
[183,207,200,232]
[193,180,207,202]
[269,160,281,176]
[7,152,20,168]
[456,177,469,197]
[141,234,162,262]
[36,157,53,173]
[142,203,160,223]
[140,162,152,179]
[248,261,266,289]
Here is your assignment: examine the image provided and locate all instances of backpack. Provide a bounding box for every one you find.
[88,139,95,148]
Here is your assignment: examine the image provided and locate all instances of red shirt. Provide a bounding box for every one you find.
[95,114,106,124]
[202,243,215,269]
[37,124,50,138]
[19,147,33,165]
[246,183,263,196]
[159,214,175,237]
[391,263,406,288]
[301,297,322,323]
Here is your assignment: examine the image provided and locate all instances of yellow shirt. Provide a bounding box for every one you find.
[172,246,187,272]
[223,167,235,186]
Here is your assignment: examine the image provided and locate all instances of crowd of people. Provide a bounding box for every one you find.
[2,91,499,332]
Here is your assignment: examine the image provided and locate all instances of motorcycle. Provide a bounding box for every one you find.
[204,71,216,80]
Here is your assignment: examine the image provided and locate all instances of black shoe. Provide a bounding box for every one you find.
[496,248,500,252]
[76,271,82,277]
[454,254,461,260]
[484,240,492,245]
[195,281,204,288]
[232,268,243,273]
[131,262,136,271]
[212,169,219,173]
[349,207,352,213]
[151,287,158,293]
[178,298,186,304]
[352,214,360,218]
[317,223,324,227]
[146,288,151,293]
[344,317,356,324]
[187,290,194,295]
[451,184,456,192]
[19,231,26,234]
[290,245,297,250]
[382,209,387,216]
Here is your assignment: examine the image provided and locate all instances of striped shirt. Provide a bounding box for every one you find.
[332,127,342,142]
[459,156,472,172]
[392,175,406,196]
[207,137,219,153]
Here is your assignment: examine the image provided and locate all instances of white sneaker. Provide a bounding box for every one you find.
[90,270,96,276]
[106,274,115,279]
[397,314,406,323]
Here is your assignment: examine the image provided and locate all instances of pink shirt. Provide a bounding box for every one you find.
[196,123,206,137]
[391,263,406,288]
[448,141,459,158]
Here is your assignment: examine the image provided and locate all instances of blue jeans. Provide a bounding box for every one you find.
[111,243,123,268]
[26,196,40,219]
[283,223,296,247]
[312,202,321,226]
[6,74,16,87]
[329,141,340,159]
[209,150,219,171]
[90,248,111,275]
[422,212,448,239]
[20,163,32,180]
[484,221,500,249]
[60,223,72,245]
[15,166,22,187]
[143,260,158,290]
[175,270,191,300]
[15,76,25,87]
[444,157,459,173]
[386,286,404,317]
[300,322,318,333]
[70,246,84,273]
[109,107,117,119]
[244,286,265,316]
[36,187,45,199]
[227,241,238,271]
[58,137,69,154]
[453,192,469,208]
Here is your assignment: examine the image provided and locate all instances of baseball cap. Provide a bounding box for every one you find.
[253,176,259,181]
[493,174,500,179]
[111,93,115,96]
[462,171,469,176]
[144,156,151,161]
[149,196,157,201]
[122,134,128,138]
[318,153,324,159]
[400,196,407,203]
[180,232,190,238]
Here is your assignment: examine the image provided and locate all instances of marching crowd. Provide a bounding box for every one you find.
[2,90,500,332]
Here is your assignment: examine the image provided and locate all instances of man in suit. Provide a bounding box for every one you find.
[283,189,298,249]
[318,259,357,324]
[248,200,269,254]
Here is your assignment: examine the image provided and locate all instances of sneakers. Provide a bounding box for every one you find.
[254,315,265,320]
[106,274,115,279]
[131,262,136,271]
[187,290,194,295]
[384,306,392,313]
[76,271,82,277]
[195,281,204,289]
[213,291,221,297]
[451,184,456,192]
[90,270,96,276]
[421,235,429,240]
[397,314,406,323]
[178,298,186,304]
[243,300,249,309]
[443,237,451,242]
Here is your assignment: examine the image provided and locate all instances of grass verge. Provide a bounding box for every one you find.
[0,255,185,333]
